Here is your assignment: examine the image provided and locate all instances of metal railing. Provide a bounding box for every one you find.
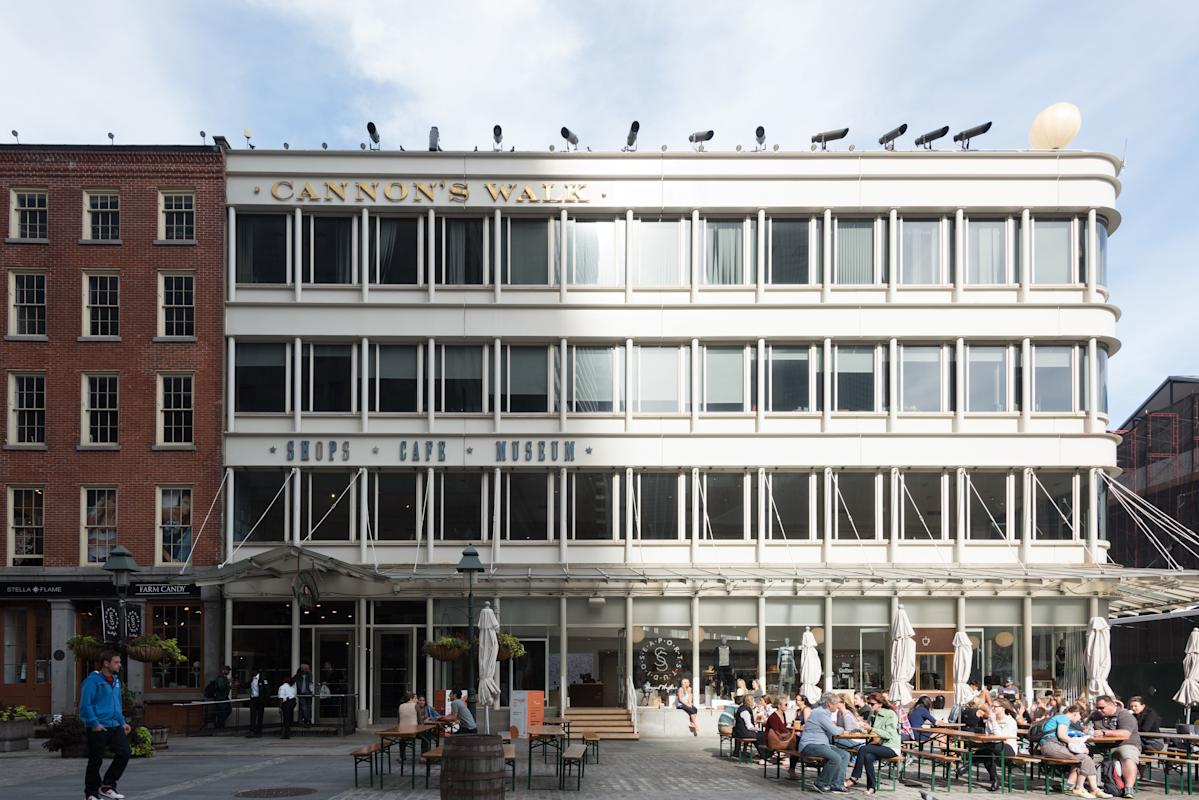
[626,676,638,733]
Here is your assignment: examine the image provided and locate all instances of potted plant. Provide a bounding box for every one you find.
[0,705,37,752]
[127,634,186,665]
[129,726,155,758]
[497,632,526,662]
[67,634,105,663]
[424,635,469,661]
[43,715,88,758]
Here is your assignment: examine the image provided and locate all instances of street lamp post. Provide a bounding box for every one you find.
[102,545,142,661]
[456,545,485,718]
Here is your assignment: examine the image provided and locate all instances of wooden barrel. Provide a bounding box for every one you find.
[441,734,506,799]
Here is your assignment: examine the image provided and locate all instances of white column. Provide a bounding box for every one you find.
[957,594,966,633]
[756,339,766,432]
[624,467,634,563]
[293,208,303,302]
[888,468,899,562]
[357,597,368,721]
[953,209,964,302]
[226,337,236,433]
[559,339,568,433]
[756,467,766,563]
[1018,209,1030,303]
[559,209,569,303]
[427,209,436,302]
[955,467,966,563]
[1086,338,1099,433]
[755,209,766,302]
[691,594,701,699]
[223,467,234,562]
[559,596,568,713]
[493,338,502,432]
[360,338,369,432]
[690,339,700,431]
[1021,468,1033,563]
[887,209,898,302]
[358,466,368,562]
[954,338,965,432]
[1019,338,1031,432]
[821,209,832,302]
[1022,596,1034,701]
[493,466,502,565]
[290,599,301,674]
[822,468,833,563]
[494,208,502,303]
[691,468,700,563]
[360,207,370,302]
[1089,596,1100,621]
[559,467,568,564]
[624,595,634,707]
[224,596,234,673]
[293,337,302,433]
[757,595,767,687]
[624,339,634,431]
[1087,468,1100,564]
[227,207,237,302]
[427,338,436,432]
[822,595,833,691]
[291,467,301,545]
[822,339,832,432]
[426,467,435,563]
[425,597,434,701]
[690,209,700,303]
[887,338,898,432]
[624,210,634,303]
[1086,209,1098,303]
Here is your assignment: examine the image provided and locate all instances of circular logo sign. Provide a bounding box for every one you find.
[637,638,685,685]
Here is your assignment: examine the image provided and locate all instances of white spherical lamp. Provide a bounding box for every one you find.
[1029,102,1082,150]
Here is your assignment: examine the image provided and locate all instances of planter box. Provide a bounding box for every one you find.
[0,719,34,752]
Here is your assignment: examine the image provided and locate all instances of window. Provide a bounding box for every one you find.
[569,472,615,540]
[303,215,354,284]
[1097,347,1109,415]
[9,273,46,336]
[834,473,876,540]
[10,190,48,240]
[901,219,942,284]
[704,219,750,285]
[499,346,550,413]
[370,472,418,540]
[82,374,118,444]
[1034,471,1075,540]
[442,217,485,284]
[1033,346,1074,412]
[634,345,690,413]
[901,472,944,539]
[967,346,1008,412]
[439,472,484,540]
[699,473,744,540]
[569,346,624,413]
[84,274,119,337]
[159,273,194,337]
[233,470,288,543]
[636,219,690,286]
[502,218,550,284]
[9,373,45,445]
[835,219,874,284]
[1033,219,1073,284]
[148,605,202,689]
[368,344,419,412]
[158,374,193,445]
[766,472,812,540]
[84,192,120,240]
[158,487,193,564]
[432,345,484,413]
[768,218,814,285]
[235,214,289,283]
[236,343,288,412]
[967,219,1007,284]
[300,471,355,540]
[967,473,1008,540]
[500,472,551,540]
[899,346,943,412]
[370,217,420,284]
[632,472,679,540]
[703,346,750,412]
[159,192,195,241]
[1096,217,1109,287]
[8,487,43,566]
[83,487,117,564]
[767,345,813,412]
[835,345,878,412]
[566,219,623,286]
[301,344,354,412]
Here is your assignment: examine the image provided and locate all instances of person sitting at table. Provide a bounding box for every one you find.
[853,692,869,719]
[753,693,770,726]
[398,692,418,726]
[440,689,477,735]
[416,694,439,723]
[793,693,813,726]
[1094,694,1142,799]
[848,693,902,795]
[676,678,699,736]
[836,696,868,754]
[732,692,759,760]
[970,698,1019,792]
[797,692,851,792]
[751,678,764,700]
[760,696,800,780]
[961,697,988,734]
[1037,703,1109,799]
[908,696,937,742]
[1128,696,1164,753]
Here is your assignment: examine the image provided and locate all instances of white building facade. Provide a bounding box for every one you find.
[213,147,1135,725]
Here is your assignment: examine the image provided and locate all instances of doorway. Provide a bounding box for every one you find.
[374,630,415,722]
[1,605,50,712]
[315,630,353,725]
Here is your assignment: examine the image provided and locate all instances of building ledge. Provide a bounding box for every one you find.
[4,237,49,245]
[4,334,48,342]
[78,239,122,246]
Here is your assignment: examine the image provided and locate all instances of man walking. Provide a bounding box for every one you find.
[797,691,851,793]
[80,650,132,800]
[245,668,266,738]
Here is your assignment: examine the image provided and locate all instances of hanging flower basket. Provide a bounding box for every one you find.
[67,636,105,663]
[497,632,525,661]
[498,646,511,662]
[424,636,469,662]
[127,644,163,663]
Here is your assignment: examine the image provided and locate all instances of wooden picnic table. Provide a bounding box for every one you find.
[528,724,567,789]
[377,723,437,790]
[925,727,1013,792]
[542,716,573,739]
[836,731,880,744]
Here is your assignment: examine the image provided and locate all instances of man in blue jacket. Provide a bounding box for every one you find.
[79,650,131,800]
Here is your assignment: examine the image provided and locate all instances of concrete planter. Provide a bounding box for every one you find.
[0,718,35,752]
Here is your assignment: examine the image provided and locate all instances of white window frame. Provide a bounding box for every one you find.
[833,471,882,541]
[367,342,422,414]
[964,216,1015,286]
[80,485,118,566]
[500,216,555,286]
[965,344,1014,414]
[369,214,424,286]
[300,470,359,541]
[8,371,46,446]
[634,344,690,414]
[301,213,360,285]
[765,471,817,540]
[833,344,884,413]
[82,189,120,241]
[628,471,686,541]
[499,344,553,414]
[7,485,45,566]
[436,471,489,541]
[302,342,360,414]
[157,190,196,241]
[157,271,195,338]
[1032,469,1079,541]
[500,471,554,541]
[701,344,752,413]
[765,343,818,413]
[157,372,195,447]
[563,217,625,287]
[80,372,119,446]
[439,215,489,286]
[897,216,949,286]
[81,271,120,338]
[898,344,949,414]
[899,470,948,540]
[9,188,48,240]
[156,485,194,566]
[633,217,691,287]
[432,343,487,414]
[766,216,820,286]
[1030,343,1082,414]
[9,270,47,338]
[832,217,882,286]
[567,345,624,414]
[700,216,755,287]
[1030,216,1081,286]
[965,471,1013,541]
[697,471,750,541]
[567,471,621,541]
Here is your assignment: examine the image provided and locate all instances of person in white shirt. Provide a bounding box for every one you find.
[277,677,297,739]
[398,693,419,726]
[974,699,1019,792]
[245,671,266,738]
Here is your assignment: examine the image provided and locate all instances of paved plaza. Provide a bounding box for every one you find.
[0,732,1187,800]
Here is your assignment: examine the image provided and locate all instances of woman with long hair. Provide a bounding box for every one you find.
[676,677,699,736]
[848,693,902,795]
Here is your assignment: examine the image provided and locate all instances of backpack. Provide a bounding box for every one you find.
[1027,718,1050,749]
[203,679,220,700]
[1101,758,1126,798]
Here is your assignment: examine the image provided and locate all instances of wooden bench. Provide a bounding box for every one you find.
[583,732,600,764]
[903,746,961,791]
[1003,754,1042,792]
[1036,755,1084,794]
[733,737,759,763]
[560,743,589,790]
[351,743,382,788]
[1149,754,1199,794]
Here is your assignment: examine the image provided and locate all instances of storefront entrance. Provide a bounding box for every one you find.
[1,605,51,712]
[313,630,354,725]
[374,630,416,722]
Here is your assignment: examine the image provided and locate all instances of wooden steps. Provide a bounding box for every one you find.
[564,707,639,740]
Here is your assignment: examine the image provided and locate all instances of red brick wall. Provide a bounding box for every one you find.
[0,147,225,569]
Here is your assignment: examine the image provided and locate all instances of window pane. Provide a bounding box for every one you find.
[159,488,193,563]
[505,473,549,540]
[233,471,287,542]
[705,221,743,284]
[705,347,744,412]
[770,347,809,412]
[901,220,940,284]
[836,346,875,412]
[439,346,483,413]
[767,472,808,539]
[637,220,689,286]
[373,218,419,284]
[968,347,1007,412]
[900,347,941,412]
[306,345,353,412]
[305,217,354,283]
[149,605,202,688]
[1034,220,1072,283]
[445,218,484,284]
[836,473,874,539]
[571,473,613,540]
[638,473,678,540]
[571,220,621,285]
[968,220,1006,284]
[1033,346,1072,412]
[441,473,483,540]
[85,488,117,563]
[1096,219,1108,286]
[637,347,687,413]
[902,472,942,539]
[505,347,548,412]
[506,219,549,284]
[373,345,417,412]
[374,472,417,540]
[236,214,288,283]
[835,220,873,284]
[236,343,287,412]
[1034,471,1074,540]
[1097,348,1108,415]
[968,473,1007,540]
[14,274,46,336]
[571,347,621,412]
[11,488,44,565]
[770,220,809,284]
[703,473,744,539]
[302,471,354,540]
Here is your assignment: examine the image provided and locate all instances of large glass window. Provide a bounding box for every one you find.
[84,374,118,444]
[1034,219,1073,284]
[700,627,757,701]
[901,472,943,540]
[570,472,615,540]
[704,220,745,285]
[633,472,678,540]
[900,346,942,412]
[1096,218,1109,287]
[835,473,875,540]
[835,346,876,412]
[967,346,1007,413]
[968,473,1008,540]
[901,219,941,284]
[301,471,355,540]
[236,214,288,284]
[12,273,46,336]
[769,346,811,412]
[1034,471,1075,540]
[370,217,419,285]
[503,218,550,285]
[1033,346,1074,412]
[500,346,549,412]
[767,472,811,540]
[236,343,288,413]
[10,487,44,566]
[149,605,202,689]
[442,218,484,284]
[302,344,353,412]
[834,219,873,284]
[569,346,624,413]
[440,472,484,540]
[86,274,119,337]
[303,216,354,284]
[769,219,811,284]
[567,219,622,286]
[434,345,484,413]
[703,346,747,412]
[700,473,744,540]
[84,487,117,563]
[233,470,288,543]
[635,346,690,413]
[371,472,417,540]
[967,219,1007,284]
[831,626,889,693]
[12,373,45,444]
[369,345,418,412]
[501,472,550,540]
[636,219,690,286]
[1097,347,1109,415]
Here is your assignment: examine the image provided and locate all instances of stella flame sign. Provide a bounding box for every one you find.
[637,637,685,685]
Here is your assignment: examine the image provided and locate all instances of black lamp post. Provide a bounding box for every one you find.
[456,545,484,717]
[103,545,142,660]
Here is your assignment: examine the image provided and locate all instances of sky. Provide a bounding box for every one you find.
[3,0,1197,423]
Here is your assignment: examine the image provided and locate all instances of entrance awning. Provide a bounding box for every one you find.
[193,545,389,587]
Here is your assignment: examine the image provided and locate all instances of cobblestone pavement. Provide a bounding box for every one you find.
[0,733,1179,799]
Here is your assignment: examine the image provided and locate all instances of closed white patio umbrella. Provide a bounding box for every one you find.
[889,605,916,707]
[1173,628,1199,722]
[477,601,501,734]
[1085,616,1114,698]
[952,631,975,706]
[799,627,822,704]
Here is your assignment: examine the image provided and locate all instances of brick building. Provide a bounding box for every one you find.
[0,145,225,719]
